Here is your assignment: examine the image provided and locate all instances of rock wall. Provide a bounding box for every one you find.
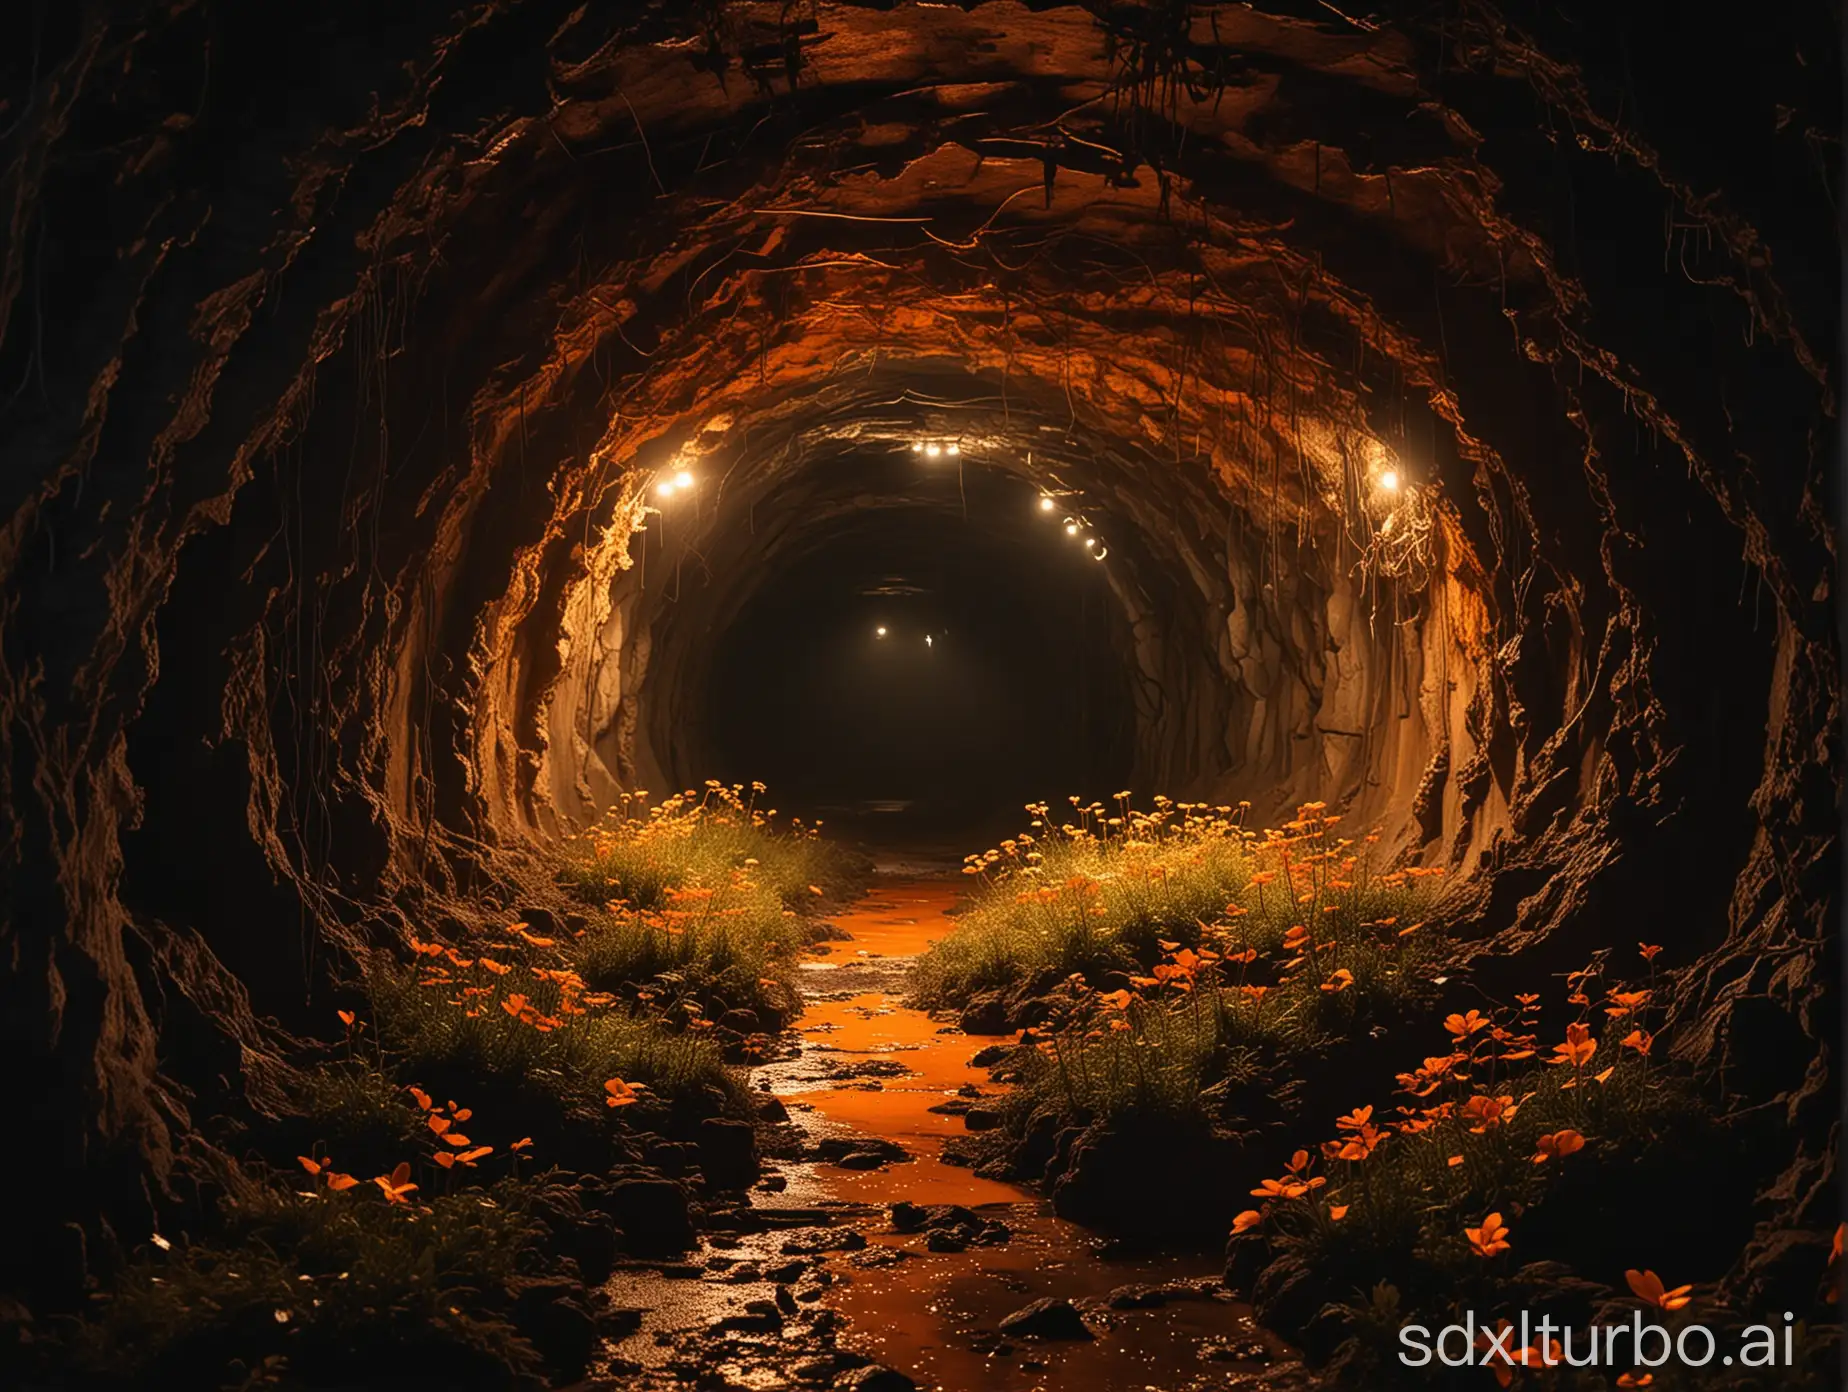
[0,0,1833,1307]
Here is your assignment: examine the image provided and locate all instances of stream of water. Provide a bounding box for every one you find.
[606,876,1277,1390]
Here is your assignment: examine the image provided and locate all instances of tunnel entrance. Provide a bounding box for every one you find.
[695,454,1135,846]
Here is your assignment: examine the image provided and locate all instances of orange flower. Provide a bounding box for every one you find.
[1447,1154,1465,1167]
[1638,943,1663,962]
[374,1162,418,1204]
[1514,993,1541,1007]
[433,1145,493,1169]
[1335,1106,1373,1132]
[1231,1210,1263,1234]
[1251,1177,1309,1200]
[604,1078,647,1108]
[501,994,530,1018]
[1624,1269,1692,1310]
[1605,989,1651,1019]
[1098,990,1133,1011]
[1328,1205,1349,1221]
[427,1113,451,1136]
[1466,1212,1511,1258]
[1336,1126,1385,1161]
[406,1085,434,1111]
[1532,1129,1586,1164]
[1621,1028,1653,1056]
[510,1137,533,1152]
[325,1173,359,1191]
[478,956,510,975]
[1320,968,1354,993]
[1616,1375,1654,1388]
[1444,1010,1490,1039]
[337,1009,357,1028]
[1460,1094,1517,1133]
[1550,1022,1597,1067]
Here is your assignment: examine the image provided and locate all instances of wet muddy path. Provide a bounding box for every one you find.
[603,877,1279,1391]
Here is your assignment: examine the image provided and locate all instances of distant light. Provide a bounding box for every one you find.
[1065,522,1079,536]
[925,443,941,458]
[1039,497,1055,512]
[675,470,694,489]
[656,482,676,498]
[875,626,887,638]
[925,635,933,648]
[1379,470,1400,492]
[912,442,924,453]
[946,443,960,456]
[1083,537,1096,548]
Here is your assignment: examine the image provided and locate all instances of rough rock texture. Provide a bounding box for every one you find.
[0,0,1833,1315]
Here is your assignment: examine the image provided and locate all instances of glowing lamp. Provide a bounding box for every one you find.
[1039,497,1055,512]
[925,443,942,457]
[675,470,694,489]
[1380,470,1400,492]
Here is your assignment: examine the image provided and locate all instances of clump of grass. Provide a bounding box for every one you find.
[366,954,742,1152]
[59,1177,567,1389]
[572,883,805,1025]
[914,795,1445,1011]
[557,782,861,912]
[922,798,1449,1130]
[1224,947,1765,1378]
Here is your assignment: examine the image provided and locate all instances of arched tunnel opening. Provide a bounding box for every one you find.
[0,3,1837,1389]
[684,455,1138,842]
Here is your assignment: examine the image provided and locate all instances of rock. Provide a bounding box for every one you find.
[710,1299,784,1334]
[1106,1283,1169,1309]
[834,1365,916,1391]
[643,1138,701,1177]
[720,1262,763,1283]
[781,1228,867,1255]
[719,1007,761,1033]
[998,1297,1093,1340]
[756,1094,790,1122]
[974,1221,1012,1246]
[928,1098,974,1115]
[888,1202,980,1233]
[550,1214,618,1285]
[766,1259,809,1284]
[507,1276,595,1377]
[563,911,588,935]
[698,1116,760,1189]
[968,1044,1012,1068]
[814,1136,909,1167]
[925,1228,968,1253]
[962,1106,1003,1131]
[595,1177,695,1255]
[959,992,1012,1035]
[513,906,561,937]
[1050,1121,1245,1233]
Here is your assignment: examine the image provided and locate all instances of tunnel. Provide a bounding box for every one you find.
[0,1,1837,1386]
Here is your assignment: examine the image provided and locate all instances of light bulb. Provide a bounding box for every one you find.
[925,635,933,647]
[876,626,887,637]
[1084,537,1095,548]
[1065,522,1079,536]
[1380,470,1399,492]
[1039,497,1055,512]
[912,442,924,453]
[946,443,960,455]
[925,443,941,457]
[675,470,694,488]
[656,482,676,497]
